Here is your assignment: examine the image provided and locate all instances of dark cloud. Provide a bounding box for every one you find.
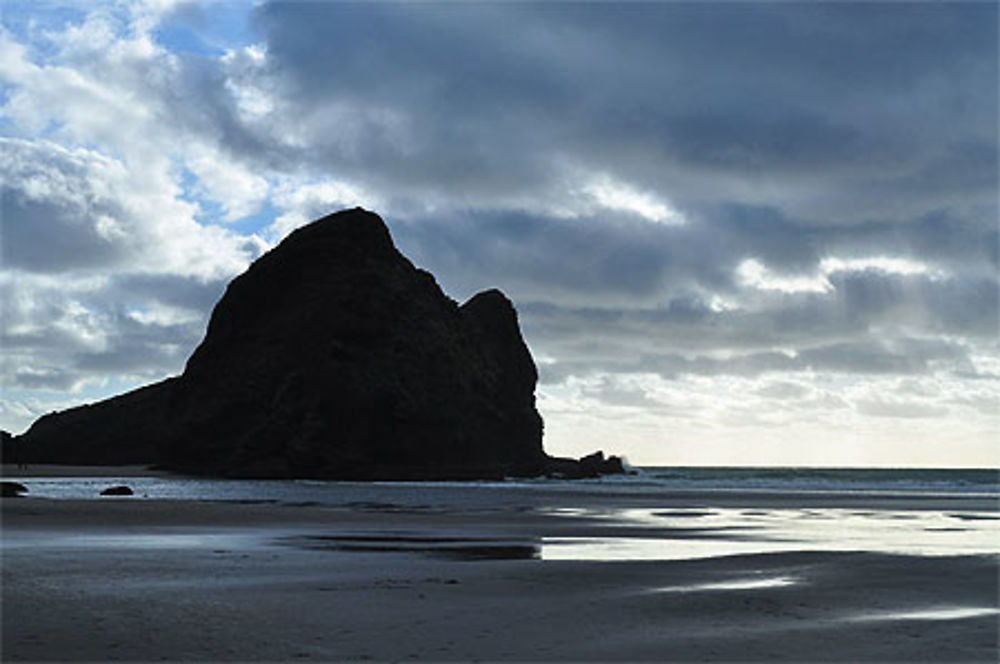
[72,319,197,376]
[820,210,998,271]
[0,139,133,273]
[579,376,666,411]
[536,335,975,387]
[240,2,999,401]
[0,194,126,273]
[113,274,228,316]
[388,209,998,349]
[252,1,997,224]
[392,211,701,306]
[0,270,218,401]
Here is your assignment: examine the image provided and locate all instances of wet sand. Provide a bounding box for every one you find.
[3,494,998,662]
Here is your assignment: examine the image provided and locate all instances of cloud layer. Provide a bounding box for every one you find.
[1,1,996,466]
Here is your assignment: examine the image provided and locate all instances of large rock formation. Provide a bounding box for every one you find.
[18,208,571,479]
[17,380,175,466]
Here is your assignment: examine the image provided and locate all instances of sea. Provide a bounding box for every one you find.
[10,466,999,507]
[7,466,999,560]
[641,466,999,495]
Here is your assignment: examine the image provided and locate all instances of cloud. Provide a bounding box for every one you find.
[0,138,257,280]
[269,177,381,240]
[253,2,997,225]
[0,270,221,393]
[855,399,950,420]
[580,175,686,226]
[0,2,996,465]
[0,3,264,420]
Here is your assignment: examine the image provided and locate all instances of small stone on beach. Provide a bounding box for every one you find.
[1,481,28,497]
[99,485,134,496]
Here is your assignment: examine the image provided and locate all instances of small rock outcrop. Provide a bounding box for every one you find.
[100,485,134,496]
[1,481,28,498]
[18,209,572,479]
[547,451,629,479]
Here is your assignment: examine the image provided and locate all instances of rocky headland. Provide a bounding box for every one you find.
[14,209,624,480]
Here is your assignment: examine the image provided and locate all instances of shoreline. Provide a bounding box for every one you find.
[3,463,997,514]
[1,463,177,478]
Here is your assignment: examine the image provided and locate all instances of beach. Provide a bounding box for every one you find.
[2,468,998,662]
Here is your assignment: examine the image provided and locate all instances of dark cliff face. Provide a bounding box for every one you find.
[17,379,176,466]
[19,208,546,479]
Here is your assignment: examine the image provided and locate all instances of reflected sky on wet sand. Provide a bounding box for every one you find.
[540,506,1000,561]
[846,607,1000,622]
[5,503,995,565]
[653,576,800,593]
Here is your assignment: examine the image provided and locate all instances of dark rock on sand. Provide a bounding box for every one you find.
[100,485,134,496]
[17,208,559,480]
[1,481,29,497]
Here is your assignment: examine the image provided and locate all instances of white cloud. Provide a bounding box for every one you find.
[270,178,381,240]
[581,174,686,225]
[127,303,202,327]
[186,145,269,222]
[737,258,833,294]
[222,43,275,122]
[820,256,940,279]
[736,255,948,296]
[1,137,254,280]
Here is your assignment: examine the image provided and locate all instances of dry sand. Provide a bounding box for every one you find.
[3,490,998,662]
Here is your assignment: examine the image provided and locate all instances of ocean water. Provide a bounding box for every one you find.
[639,466,1000,495]
[6,467,999,561]
[8,466,998,506]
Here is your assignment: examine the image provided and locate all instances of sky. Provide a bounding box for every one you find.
[1,1,997,468]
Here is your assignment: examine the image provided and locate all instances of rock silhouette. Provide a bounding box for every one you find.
[18,380,175,466]
[1,481,28,498]
[18,209,620,479]
[547,451,628,479]
[1,429,14,463]
[100,485,134,496]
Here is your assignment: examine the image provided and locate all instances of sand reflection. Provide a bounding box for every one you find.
[540,505,1000,560]
[654,576,799,592]
[848,607,1000,622]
